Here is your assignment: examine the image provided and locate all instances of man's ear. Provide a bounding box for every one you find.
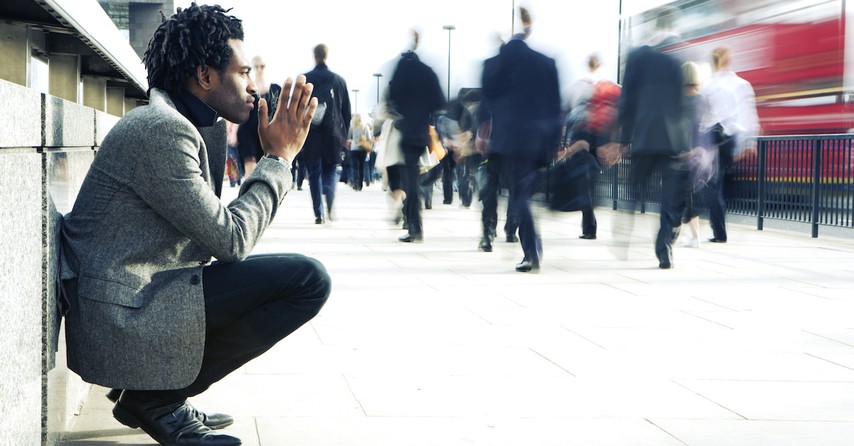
[194,64,216,92]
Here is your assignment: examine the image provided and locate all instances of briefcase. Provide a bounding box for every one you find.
[548,150,598,212]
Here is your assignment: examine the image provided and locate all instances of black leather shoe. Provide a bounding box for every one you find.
[506,234,519,243]
[708,237,727,243]
[515,259,540,273]
[578,234,597,240]
[398,233,423,243]
[314,217,324,224]
[106,389,233,429]
[658,261,673,269]
[478,238,493,252]
[113,391,241,445]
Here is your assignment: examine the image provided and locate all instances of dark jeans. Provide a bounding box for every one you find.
[350,150,368,190]
[478,156,518,241]
[295,158,308,189]
[131,253,330,401]
[441,156,456,204]
[305,157,340,219]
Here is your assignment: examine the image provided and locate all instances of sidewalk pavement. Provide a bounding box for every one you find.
[61,181,854,446]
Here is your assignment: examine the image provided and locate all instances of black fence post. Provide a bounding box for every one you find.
[757,138,766,231]
[611,162,619,210]
[810,137,822,238]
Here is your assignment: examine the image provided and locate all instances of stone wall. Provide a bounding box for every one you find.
[0,78,118,446]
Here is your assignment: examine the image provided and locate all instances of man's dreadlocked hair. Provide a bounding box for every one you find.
[143,3,244,96]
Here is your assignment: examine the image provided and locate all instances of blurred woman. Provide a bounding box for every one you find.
[348,113,373,191]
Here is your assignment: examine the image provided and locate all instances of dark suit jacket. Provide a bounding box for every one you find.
[60,89,292,390]
[617,42,689,156]
[388,51,445,149]
[480,39,562,165]
[303,64,352,164]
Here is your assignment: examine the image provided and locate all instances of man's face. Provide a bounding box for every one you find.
[252,56,266,79]
[207,39,257,124]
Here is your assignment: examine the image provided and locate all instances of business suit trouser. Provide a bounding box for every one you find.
[478,155,518,241]
[129,253,331,402]
[630,154,688,266]
[402,143,425,237]
[504,155,541,264]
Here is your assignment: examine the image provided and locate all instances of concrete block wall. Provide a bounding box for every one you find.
[0,78,117,446]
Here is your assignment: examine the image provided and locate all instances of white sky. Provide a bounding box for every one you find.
[175,1,622,114]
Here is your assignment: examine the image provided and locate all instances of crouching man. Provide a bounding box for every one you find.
[59,5,330,445]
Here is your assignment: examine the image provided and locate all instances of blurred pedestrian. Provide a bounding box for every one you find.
[303,44,352,224]
[388,30,446,242]
[615,6,691,269]
[225,120,242,187]
[701,46,760,243]
[562,53,622,240]
[348,113,372,191]
[236,55,281,176]
[680,61,714,248]
[481,7,562,272]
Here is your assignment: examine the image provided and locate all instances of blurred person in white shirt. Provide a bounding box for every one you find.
[700,46,759,243]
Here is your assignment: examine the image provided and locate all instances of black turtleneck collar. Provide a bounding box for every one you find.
[170,89,219,128]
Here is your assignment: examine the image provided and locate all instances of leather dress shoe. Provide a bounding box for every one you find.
[708,237,727,243]
[506,234,519,243]
[314,217,324,224]
[578,234,597,240]
[478,238,493,252]
[515,258,540,273]
[113,391,241,445]
[107,389,233,430]
[658,261,673,269]
[398,233,423,243]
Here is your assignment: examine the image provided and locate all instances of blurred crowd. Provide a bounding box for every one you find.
[226,6,759,273]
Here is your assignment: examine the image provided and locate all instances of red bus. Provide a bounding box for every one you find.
[620,0,853,135]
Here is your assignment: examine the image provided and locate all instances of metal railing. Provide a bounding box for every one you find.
[595,134,854,237]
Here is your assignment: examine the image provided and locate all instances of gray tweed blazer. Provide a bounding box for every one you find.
[60,89,291,390]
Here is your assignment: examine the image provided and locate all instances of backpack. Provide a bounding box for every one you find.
[586,80,621,134]
[309,75,346,164]
[310,77,336,128]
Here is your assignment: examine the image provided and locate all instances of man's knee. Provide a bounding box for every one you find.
[290,255,331,313]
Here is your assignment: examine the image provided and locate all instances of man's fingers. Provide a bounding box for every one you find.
[277,77,295,120]
[257,98,269,128]
[297,83,315,122]
[287,75,308,115]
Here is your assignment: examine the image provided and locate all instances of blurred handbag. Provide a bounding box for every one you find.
[358,133,373,152]
[428,125,446,161]
[548,150,598,212]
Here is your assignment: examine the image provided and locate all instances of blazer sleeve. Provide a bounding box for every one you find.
[131,114,290,263]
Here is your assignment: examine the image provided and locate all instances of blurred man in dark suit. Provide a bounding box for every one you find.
[481,8,562,272]
[616,6,691,269]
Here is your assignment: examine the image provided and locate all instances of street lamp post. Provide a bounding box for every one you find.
[372,73,382,107]
[442,25,455,102]
[351,88,359,114]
